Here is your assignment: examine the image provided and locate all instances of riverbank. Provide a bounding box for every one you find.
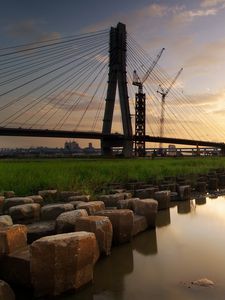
[1,157,225,196]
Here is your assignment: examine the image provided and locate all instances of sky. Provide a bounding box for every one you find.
[1,0,225,148]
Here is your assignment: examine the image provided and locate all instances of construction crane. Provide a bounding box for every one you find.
[132,48,165,157]
[157,67,183,149]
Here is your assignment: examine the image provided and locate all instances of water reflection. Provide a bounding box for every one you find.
[132,230,158,255]
[156,209,171,227]
[177,200,191,214]
[195,196,206,205]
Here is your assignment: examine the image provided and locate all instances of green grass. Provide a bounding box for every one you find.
[1,157,225,196]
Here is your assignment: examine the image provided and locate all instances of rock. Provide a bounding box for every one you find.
[133,199,158,228]
[218,175,225,188]
[3,197,34,214]
[98,194,124,207]
[95,209,134,244]
[191,278,214,287]
[0,280,15,300]
[0,215,13,227]
[134,188,156,199]
[0,247,31,288]
[69,200,86,209]
[57,191,82,202]
[31,232,99,297]
[76,216,113,256]
[9,203,41,224]
[195,182,207,193]
[177,185,191,201]
[132,214,148,236]
[170,192,179,201]
[154,191,170,210]
[41,203,74,220]
[28,195,44,206]
[68,195,90,202]
[27,221,56,243]
[3,191,15,198]
[117,199,134,209]
[0,225,27,257]
[77,201,105,215]
[56,209,88,233]
[208,177,218,191]
[38,190,58,201]
[0,196,5,213]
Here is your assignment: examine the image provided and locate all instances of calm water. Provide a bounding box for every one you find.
[19,196,225,300]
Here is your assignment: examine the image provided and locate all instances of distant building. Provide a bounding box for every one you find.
[64,141,82,153]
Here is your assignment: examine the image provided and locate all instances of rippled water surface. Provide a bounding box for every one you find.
[19,196,225,300]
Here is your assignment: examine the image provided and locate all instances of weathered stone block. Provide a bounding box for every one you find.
[27,221,56,243]
[3,197,34,214]
[218,175,225,188]
[57,191,82,202]
[95,209,134,244]
[31,232,99,297]
[154,191,170,210]
[133,199,158,228]
[195,182,207,193]
[170,192,178,201]
[9,203,41,224]
[3,191,15,198]
[68,195,90,202]
[76,216,113,256]
[41,203,74,220]
[208,177,218,191]
[56,209,88,233]
[38,190,58,201]
[69,200,86,209]
[0,215,13,227]
[0,196,5,214]
[177,185,191,201]
[117,199,134,209]
[132,214,148,236]
[0,247,31,288]
[77,201,105,215]
[134,188,156,199]
[0,225,27,257]
[28,195,44,206]
[0,280,15,300]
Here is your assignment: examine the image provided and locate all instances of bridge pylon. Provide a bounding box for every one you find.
[101,23,133,157]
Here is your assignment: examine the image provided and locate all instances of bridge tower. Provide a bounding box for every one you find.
[101,23,133,157]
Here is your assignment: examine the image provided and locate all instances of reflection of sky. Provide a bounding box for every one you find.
[2,0,225,147]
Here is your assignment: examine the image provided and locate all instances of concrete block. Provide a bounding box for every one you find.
[76,216,113,256]
[3,197,34,214]
[56,209,88,233]
[3,191,15,198]
[177,185,191,201]
[9,203,41,224]
[38,190,58,201]
[77,201,105,215]
[31,232,99,297]
[27,221,56,243]
[0,215,13,227]
[133,199,158,228]
[68,195,90,202]
[154,191,170,210]
[132,215,148,236]
[95,209,134,244]
[41,203,74,220]
[28,195,44,206]
[0,280,15,300]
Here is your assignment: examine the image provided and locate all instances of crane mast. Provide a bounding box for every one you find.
[132,48,165,157]
[157,68,183,149]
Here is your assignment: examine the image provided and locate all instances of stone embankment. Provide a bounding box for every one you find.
[0,168,224,297]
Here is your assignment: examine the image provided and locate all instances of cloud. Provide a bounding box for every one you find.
[201,0,225,7]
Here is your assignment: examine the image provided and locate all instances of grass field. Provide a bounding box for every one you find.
[1,157,225,196]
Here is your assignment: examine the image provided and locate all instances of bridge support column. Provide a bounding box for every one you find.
[101,23,133,157]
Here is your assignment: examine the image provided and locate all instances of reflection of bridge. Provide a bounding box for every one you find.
[1,23,225,156]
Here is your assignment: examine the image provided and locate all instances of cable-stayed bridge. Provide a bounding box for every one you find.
[0,23,225,156]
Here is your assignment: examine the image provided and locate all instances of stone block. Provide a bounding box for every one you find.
[132,214,148,236]
[0,196,5,214]
[27,221,56,243]
[133,199,158,228]
[9,203,41,224]
[3,191,15,198]
[30,232,99,297]
[117,199,134,209]
[28,195,44,206]
[57,191,82,202]
[95,209,134,244]
[77,201,105,215]
[208,177,218,191]
[56,209,88,233]
[0,280,15,300]
[195,182,207,193]
[41,203,74,220]
[0,247,31,288]
[69,200,86,209]
[154,191,170,210]
[0,215,13,227]
[76,216,112,256]
[0,225,27,257]
[3,197,34,214]
[68,195,90,202]
[170,192,179,201]
[134,188,156,199]
[218,175,225,188]
[177,185,191,201]
[38,190,58,201]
